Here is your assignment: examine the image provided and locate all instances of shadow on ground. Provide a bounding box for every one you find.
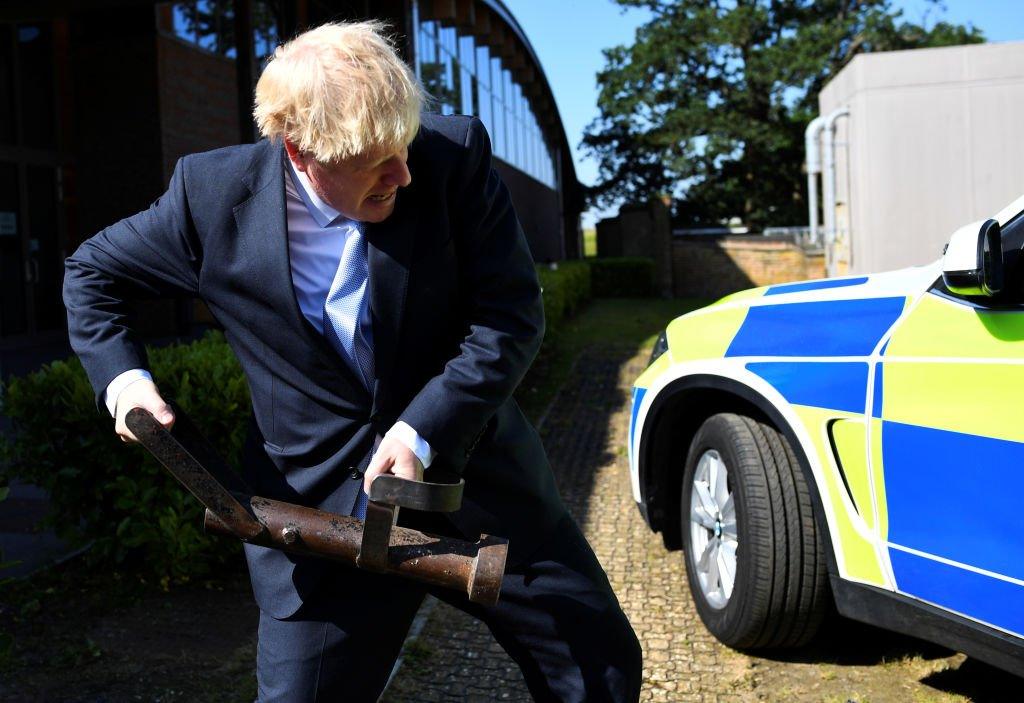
[919,658,1022,702]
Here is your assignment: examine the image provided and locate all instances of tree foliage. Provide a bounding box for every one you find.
[174,0,280,62]
[582,0,984,229]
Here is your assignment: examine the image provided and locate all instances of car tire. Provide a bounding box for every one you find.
[681,412,828,649]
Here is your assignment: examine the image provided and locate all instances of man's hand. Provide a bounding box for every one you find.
[364,435,424,494]
[114,379,175,443]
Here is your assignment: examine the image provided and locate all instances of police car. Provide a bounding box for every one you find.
[628,196,1024,676]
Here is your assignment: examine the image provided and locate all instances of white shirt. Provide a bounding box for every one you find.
[104,157,435,469]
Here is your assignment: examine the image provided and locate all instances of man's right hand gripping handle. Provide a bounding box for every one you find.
[115,379,175,443]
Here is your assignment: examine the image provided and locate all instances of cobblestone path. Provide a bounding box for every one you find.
[382,346,746,702]
[381,346,1007,703]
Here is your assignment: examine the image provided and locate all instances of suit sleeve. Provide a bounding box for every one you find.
[397,117,544,472]
[63,157,201,407]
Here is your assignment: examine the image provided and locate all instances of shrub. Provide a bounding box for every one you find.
[590,257,655,297]
[536,261,592,331]
[0,331,249,584]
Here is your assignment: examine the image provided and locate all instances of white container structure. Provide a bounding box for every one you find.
[814,41,1024,275]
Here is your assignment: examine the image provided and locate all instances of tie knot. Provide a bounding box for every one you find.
[328,216,362,235]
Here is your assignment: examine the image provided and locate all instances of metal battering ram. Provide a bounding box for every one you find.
[124,406,508,605]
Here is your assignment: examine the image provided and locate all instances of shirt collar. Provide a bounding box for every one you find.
[286,156,345,228]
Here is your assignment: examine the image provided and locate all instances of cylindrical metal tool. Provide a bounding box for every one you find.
[203,500,507,604]
[125,406,508,606]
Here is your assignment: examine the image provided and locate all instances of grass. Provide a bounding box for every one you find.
[516,297,710,422]
[582,228,597,257]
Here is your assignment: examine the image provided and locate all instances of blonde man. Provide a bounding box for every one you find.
[64,21,641,702]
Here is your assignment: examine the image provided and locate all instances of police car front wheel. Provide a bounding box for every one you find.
[681,413,828,649]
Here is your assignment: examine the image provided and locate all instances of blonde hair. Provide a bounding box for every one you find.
[254,21,424,162]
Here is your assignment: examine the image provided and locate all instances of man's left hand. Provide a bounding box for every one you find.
[364,435,424,494]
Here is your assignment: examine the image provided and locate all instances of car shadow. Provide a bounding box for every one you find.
[918,657,1022,701]
[752,614,1017,698]
[755,615,954,667]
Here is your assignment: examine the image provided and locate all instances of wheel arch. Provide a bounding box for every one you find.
[638,374,840,578]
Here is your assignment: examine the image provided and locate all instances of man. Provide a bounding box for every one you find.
[64,21,641,702]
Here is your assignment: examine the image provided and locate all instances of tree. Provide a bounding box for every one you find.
[582,0,983,230]
[174,0,281,63]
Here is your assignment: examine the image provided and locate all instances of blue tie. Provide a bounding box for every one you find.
[322,220,375,391]
[322,220,374,519]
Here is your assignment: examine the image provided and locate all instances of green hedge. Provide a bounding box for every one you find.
[0,331,249,584]
[589,257,655,297]
[536,260,592,330]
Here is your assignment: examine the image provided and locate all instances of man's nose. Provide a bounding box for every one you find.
[383,157,412,188]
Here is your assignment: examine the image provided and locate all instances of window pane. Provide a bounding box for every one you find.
[477,83,492,140]
[490,58,503,157]
[475,45,489,90]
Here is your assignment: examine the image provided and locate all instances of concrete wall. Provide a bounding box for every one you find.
[673,236,825,299]
[819,41,1024,275]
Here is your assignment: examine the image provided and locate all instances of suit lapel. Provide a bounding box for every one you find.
[233,141,368,401]
[365,174,418,414]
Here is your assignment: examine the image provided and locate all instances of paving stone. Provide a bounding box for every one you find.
[382,345,742,701]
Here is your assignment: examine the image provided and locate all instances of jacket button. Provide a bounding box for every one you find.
[349,468,361,480]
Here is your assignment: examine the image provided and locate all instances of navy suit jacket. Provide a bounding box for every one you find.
[64,114,568,617]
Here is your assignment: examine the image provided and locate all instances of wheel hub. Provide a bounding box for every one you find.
[689,449,738,610]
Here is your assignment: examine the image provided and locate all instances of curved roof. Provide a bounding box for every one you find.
[419,0,579,196]
[482,0,578,189]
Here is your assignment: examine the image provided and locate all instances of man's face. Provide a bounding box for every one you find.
[286,141,412,223]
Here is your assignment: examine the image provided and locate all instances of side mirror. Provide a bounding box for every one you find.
[942,218,1003,297]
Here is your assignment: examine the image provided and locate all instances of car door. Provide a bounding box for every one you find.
[876,248,1024,638]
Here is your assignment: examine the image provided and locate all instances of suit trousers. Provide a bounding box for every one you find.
[255,513,643,702]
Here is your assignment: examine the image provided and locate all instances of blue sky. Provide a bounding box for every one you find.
[506,0,1024,226]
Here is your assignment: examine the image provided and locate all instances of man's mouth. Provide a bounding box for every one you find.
[367,191,396,203]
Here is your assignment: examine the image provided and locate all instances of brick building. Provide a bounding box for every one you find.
[0,0,581,361]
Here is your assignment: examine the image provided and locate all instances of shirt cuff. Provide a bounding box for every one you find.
[103,369,153,417]
[385,421,437,469]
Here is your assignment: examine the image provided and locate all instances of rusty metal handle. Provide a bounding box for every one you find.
[357,475,466,572]
[367,474,464,512]
[125,406,264,541]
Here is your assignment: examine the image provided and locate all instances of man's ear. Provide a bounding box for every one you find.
[283,138,309,173]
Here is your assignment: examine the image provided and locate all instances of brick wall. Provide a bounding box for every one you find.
[157,35,239,182]
[155,36,241,328]
[673,235,825,298]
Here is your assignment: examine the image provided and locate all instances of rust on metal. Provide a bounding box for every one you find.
[129,407,508,605]
[205,496,508,604]
[125,407,264,541]
[356,499,397,572]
